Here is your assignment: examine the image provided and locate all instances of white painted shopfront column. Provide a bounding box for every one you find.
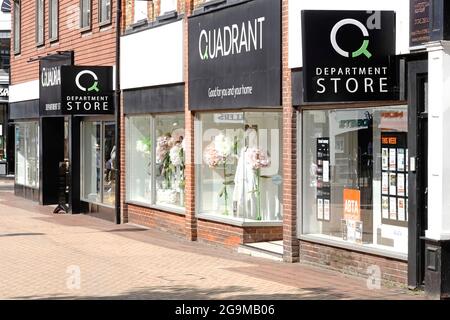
[424,40,450,299]
[426,41,450,242]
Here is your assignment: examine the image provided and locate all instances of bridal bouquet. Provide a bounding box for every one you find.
[246,147,271,220]
[203,133,235,215]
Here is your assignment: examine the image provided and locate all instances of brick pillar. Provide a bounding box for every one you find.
[184,0,197,241]
[120,91,128,223]
[282,0,299,263]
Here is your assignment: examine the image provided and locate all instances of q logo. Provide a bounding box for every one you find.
[75,70,100,92]
[330,19,372,59]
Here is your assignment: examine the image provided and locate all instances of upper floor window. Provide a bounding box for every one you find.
[134,0,147,23]
[160,0,176,15]
[49,0,58,41]
[80,0,91,30]
[13,0,20,54]
[36,0,44,45]
[99,0,111,25]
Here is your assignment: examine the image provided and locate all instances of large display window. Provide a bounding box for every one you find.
[81,120,116,206]
[126,113,185,211]
[196,111,282,223]
[301,106,408,255]
[15,122,39,188]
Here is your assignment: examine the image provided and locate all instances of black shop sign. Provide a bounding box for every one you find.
[302,10,398,103]
[188,0,281,110]
[39,53,73,116]
[60,66,114,115]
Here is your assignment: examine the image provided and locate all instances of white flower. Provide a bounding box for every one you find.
[170,144,183,167]
[214,133,234,158]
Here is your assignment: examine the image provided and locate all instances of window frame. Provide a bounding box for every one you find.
[159,0,177,15]
[36,0,45,46]
[98,0,112,27]
[80,0,92,32]
[13,0,21,55]
[48,0,59,42]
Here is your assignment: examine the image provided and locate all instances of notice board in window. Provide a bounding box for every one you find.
[316,138,331,221]
[381,132,408,227]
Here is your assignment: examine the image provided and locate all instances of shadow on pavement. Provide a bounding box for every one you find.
[10,284,352,300]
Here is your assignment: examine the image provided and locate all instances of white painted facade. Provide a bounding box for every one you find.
[9,80,40,103]
[120,20,184,90]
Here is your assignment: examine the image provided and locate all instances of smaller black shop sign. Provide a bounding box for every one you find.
[302,10,397,103]
[61,66,114,115]
[188,0,281,110]
[39,53,73,116]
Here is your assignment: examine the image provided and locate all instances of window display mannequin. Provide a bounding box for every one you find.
[233,126,258,219]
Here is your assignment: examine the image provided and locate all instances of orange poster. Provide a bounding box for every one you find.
[343,189,361,221]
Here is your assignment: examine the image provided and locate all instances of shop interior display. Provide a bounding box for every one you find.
[201,115,279,222]
[155,130,185,207]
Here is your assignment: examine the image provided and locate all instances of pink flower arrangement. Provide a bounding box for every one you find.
[203,133,233,168]
[156,135,171,164]
[245,147,271,170]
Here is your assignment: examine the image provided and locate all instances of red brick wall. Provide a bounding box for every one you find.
[183,0,197,241]
[128,204,186,237]
[11,0,119,85]
[300,240,408,286]
[281,0,298,262]
[197,218,283,248]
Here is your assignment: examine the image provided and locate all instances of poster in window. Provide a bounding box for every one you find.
[324,199,330,221]
[389,148,397,171]
[341,219,348,241]
[316,138,330,221]
[389,173,397,196]
[323,160,329,183]
[382,172,389,194]
[397,149,405,172]
[382,148,389,170]
[406,149,409,171]
[406,173,408,197]
[389,197,397,219]
[343,189,361,221]
[397,173,405,196]
[382,196,389,219]
[317,198,324,220]
[398,198,406,221]
[355,221,363,244]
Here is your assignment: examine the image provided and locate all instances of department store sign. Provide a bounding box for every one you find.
[39,54,72,116]
[188,0,281,110]
[60,66,114,115]
[302,10,397,103]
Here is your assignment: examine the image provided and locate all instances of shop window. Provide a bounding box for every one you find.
[134,0,148,23]
[81,121,116,206]
[126,113,185,211]
[99,0,111,25]
[196,111,283,223]
[15,122,39,188]
[160,0,176,15]
[49,0,58,41]
[301,106,408,255]
[36,0,44,46]
[80,0,91,30]
[126,116,152,204]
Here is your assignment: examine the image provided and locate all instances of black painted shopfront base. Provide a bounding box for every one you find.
[424,238,450,299]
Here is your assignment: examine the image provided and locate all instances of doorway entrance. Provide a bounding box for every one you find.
[407,58,428,288]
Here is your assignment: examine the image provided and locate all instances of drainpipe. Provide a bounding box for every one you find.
[115,0,122,224]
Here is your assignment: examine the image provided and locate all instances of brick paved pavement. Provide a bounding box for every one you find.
[0,179,424,300]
